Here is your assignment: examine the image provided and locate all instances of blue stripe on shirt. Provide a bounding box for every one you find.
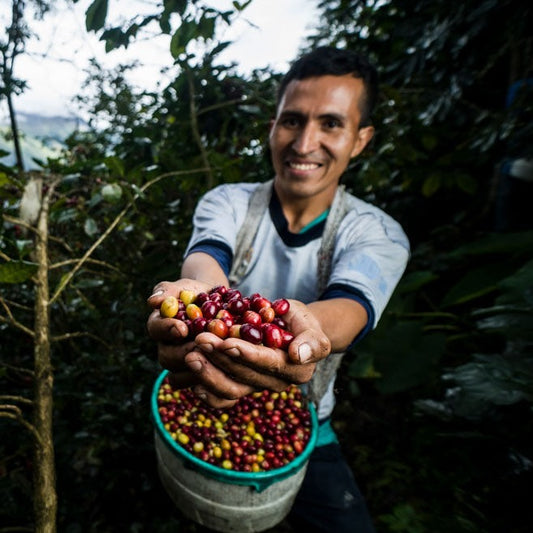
[187,240,233,276]
[319,283,375,346]
[186,243,375,347]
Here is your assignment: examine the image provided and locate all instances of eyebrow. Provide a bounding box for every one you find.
[279,110,346,122]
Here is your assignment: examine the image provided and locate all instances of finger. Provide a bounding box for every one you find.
[158,339,197,372]
[184,350,255,401]
[147,309,189,342]
[206,350,292,391]
[286,332,331,365]
[193,387,239,410]
[200,336,316,385]
[147,281,180,307]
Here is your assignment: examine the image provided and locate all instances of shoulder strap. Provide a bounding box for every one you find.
[316,184,348,295]
[229,180,351,405]
[229,179,273,286]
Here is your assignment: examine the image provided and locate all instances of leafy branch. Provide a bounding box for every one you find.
[49,167,210,305]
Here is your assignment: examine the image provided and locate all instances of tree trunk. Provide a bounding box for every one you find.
[6,89,24,171]
[32,178,57,533]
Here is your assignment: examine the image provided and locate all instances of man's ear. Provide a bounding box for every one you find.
[351,126,375,158]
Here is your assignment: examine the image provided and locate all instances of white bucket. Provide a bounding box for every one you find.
[152,371,318,533]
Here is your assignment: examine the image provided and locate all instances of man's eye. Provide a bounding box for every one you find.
[324,119,341,129]
[282,117,300,127]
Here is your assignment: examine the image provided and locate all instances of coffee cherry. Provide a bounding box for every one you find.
[201,300,220,319]
[272,298,290,316]
[186,303,203,320]
[160,296,180,318]
[280,330,295,350]
[259,306,275,323]
[179,289,196,306]
[158,286,294,351]
[226,297,246,316]
[228,324,241,338]
[250,294,271,312]
[240,323,262,344]
[262,323,283,349]
[242,310,262,326]
[157,379,312,472]
[190,317,208,336]
[206,318,229,339]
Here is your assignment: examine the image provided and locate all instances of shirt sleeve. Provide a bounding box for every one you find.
[328,200,410,329]
[184,183,254,271]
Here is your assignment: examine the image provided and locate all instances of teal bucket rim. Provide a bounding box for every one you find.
[151,370,318,491]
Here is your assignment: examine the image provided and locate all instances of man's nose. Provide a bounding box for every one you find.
[292,123,320,154]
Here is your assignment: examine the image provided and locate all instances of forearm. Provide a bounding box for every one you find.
[307,298,368,353]
[180,252,229,288]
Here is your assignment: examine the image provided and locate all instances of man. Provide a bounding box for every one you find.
[147,47,410,532]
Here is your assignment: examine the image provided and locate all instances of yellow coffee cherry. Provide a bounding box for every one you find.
[160,296,179,318]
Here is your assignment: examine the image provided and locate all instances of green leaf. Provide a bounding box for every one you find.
[85,0,108,32]
[101,183,123,203]
[448,231,533,259]
[496,259,533,307]
[0,172,10,188]
[396,270,439,293]
[455,173,478,194]
[198,14,216,41]
[104,156,125,177]
[84,217,99,237]
[0,261,38,283]
[170,19,197,58]
[358,321,446,394]
[421,173,441,196]
[441,262,510,307]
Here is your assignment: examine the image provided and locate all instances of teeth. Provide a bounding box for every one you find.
[289,162,318,170]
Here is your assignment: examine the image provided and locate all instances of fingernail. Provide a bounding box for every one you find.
[225,348,240,357]
[298,343,312,363]
[188,360,203,373]
[149,289,164,298]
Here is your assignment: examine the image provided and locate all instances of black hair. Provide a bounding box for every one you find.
[277,46,379,127]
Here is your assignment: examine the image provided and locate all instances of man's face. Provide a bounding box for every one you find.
[269,74,374,201]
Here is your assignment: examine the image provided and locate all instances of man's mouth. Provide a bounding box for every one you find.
[286,161,321,171]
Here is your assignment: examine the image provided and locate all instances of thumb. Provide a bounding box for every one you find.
[287,332,331,365]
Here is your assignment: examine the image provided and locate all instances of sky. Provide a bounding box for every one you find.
[1,0,320,119]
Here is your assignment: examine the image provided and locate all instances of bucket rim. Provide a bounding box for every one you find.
[151,370,318,489]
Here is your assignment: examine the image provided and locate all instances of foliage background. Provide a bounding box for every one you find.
[1,0,532,531]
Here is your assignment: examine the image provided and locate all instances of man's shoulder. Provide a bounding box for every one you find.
[342,190,409,246]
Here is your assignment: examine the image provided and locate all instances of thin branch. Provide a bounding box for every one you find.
[50,257,121,273]
[0,405,41,445]
[51,331,114,349]
[0,249,13,261]
[2,213,39,236]
[0,361,34,376]
[49,234,74,253]
[0,296,34,337]
[197,97,246,116]
[49,167,210,305]
[0,395,33,406]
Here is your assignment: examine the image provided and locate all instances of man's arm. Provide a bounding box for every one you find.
[307,299,368,354]
[180,251,229,286]
[147,252,332,408]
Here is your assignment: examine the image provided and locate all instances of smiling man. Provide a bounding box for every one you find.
[147,47,410,532]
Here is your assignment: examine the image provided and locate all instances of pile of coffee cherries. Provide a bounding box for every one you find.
[159,285,295,349]
[156,377,313,472]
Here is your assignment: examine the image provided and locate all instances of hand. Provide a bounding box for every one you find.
[184,300,331,408]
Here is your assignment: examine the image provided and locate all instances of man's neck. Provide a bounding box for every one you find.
[274,184,336,233]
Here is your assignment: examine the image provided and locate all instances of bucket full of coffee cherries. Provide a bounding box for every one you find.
[151,286,318,533]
